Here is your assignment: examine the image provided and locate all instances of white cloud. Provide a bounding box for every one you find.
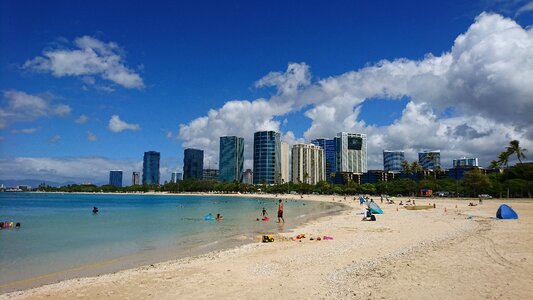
[0,156,142,185]
[108,114,140,132]
[75,114,89,124]
[0,90,71,128]
[177,13,533,169]
[87,131,97,142]
[49,135,61,144]
[12,127,39,134]
[23,36,144,89]
[516,1,533,16]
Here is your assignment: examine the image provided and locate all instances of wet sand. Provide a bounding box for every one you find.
[2,195,532,299]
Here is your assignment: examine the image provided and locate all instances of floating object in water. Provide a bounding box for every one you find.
[204,213,215,221]
[262,216,270,222]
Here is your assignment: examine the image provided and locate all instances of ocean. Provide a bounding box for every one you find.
[0,192,344,292]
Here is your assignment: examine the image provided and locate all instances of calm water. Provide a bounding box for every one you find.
[0,192,343,291]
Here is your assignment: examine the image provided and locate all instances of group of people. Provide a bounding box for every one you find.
[257,199,285,223]
[0,221,21,229]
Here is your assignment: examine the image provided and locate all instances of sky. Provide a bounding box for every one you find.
[1,0,533,185]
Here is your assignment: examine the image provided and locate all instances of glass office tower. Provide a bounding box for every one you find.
[253,131,281,184]
[335,132,367,173]
[142,151,160,185]
[109,170,123,187]
[311,138,336,181]
[183,148,204,180]
[418,150,441,169]
[219,136,244,183]
[383,150,405,173]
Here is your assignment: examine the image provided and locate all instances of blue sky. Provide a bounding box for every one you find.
[1,0,533,184]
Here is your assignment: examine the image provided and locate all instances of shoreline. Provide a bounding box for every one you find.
[2,194,532,299]
[0,193,349,294]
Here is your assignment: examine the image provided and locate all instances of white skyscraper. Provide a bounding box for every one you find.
[280,142,290,184]
[335,132,367,173]
[291,144,325,184]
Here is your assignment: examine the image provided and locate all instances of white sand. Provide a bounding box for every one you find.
[2,194,532,299]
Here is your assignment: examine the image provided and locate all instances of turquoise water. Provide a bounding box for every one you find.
[0,192,343,291]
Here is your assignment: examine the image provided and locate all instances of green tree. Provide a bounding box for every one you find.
[506,140,527,165]
[489,160,500,169]
[401,160,411,175]
[498,151,510,169]
[464,170,492,197]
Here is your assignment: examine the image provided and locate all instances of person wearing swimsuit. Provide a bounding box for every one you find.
[277,199,284,223]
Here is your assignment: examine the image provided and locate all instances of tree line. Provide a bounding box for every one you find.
[37,140,531,198]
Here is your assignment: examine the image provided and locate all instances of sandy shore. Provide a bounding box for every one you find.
[2,194,532,299]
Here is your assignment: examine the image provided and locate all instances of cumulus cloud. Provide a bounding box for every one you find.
[0,156,181,185]
[87,131,97,142]
[12,127,39,134]
[23,36,144,89]
[0,157,142,185]
[516,1,533,16]
[108,115,140,132]
[75,114,89,124]
[49,135,61,144]
[0,90,71,128]
[177,13,533,169]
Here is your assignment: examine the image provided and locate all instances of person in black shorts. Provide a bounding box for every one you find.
[277,199,284,223]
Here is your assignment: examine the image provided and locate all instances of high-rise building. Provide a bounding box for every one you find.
[142,151,160,185]
[280,142,289,184]
[253,131,281,184]
[418,150,441,170]
[171,172,182,183]
[183,148,204,180]
[109,170,123,187]
[335,132,367,174]
[311,138,336,181]
[219,136,244,183]
[243,169,253,184]
[291,144,325,184]
[203,169,219,181]
[453,157,478,168]
[132,172,140,185]
[383,150,405,173]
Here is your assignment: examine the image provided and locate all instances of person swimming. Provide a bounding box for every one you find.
[92,206,99,214]
[216,213,224,221]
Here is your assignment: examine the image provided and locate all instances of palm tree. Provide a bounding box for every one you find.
[426,152,437,170]
[401,160,411,175]
[498,151,510,169]
[411,161,422,174]
[506,140,527,165]
[489,160,500,169]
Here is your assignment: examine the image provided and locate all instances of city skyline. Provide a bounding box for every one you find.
[1,1,532,185]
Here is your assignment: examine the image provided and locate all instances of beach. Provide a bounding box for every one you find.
[2,194,532,299]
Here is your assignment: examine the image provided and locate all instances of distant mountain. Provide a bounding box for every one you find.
[0,179,77,188]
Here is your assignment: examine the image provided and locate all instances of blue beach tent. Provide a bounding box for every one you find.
[496,204,518,219]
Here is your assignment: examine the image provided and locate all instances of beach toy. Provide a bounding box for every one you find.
[204,213,215,221]
[262,235,274,243]
[323,236,333,240]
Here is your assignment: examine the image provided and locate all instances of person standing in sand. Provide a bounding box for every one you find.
[277,199,284,223]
